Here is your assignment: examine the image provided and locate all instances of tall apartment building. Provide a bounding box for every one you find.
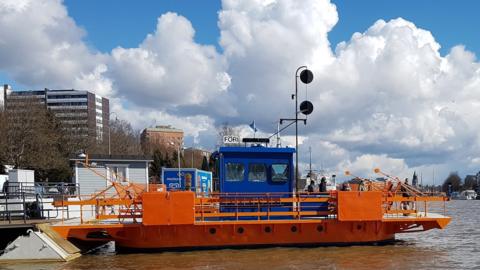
[140,125,184,153]
[3,84,109,141]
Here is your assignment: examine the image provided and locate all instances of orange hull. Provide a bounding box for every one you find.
[52,217,449,250]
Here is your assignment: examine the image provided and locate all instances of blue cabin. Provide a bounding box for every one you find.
[215,145,328,220]
[218,146,295,194]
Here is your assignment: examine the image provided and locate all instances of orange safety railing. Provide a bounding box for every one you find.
[381,190,448,218]
[52,181,147,224]
[345,176,449,219]
[194,191,337,222]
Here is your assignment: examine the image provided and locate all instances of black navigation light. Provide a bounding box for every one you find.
[300,69,314,84]
[300,100,314,115]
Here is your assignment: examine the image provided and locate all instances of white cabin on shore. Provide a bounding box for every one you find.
[70,155,152,196]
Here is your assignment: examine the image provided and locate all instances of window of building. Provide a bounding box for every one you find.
[248,163,266,182]
[48,94,88,99]
[226,163,244,182]
[48,102,87,106]
[106,165,129,184]
[271,164,289,182]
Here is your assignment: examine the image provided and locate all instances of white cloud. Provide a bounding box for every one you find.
[73,64,112,97]
[108,12,228,108]
[0,0,30,12]
[0,0,112,95]
[214,0,337,127]
[303,17,480,182]
[338,154,408,180]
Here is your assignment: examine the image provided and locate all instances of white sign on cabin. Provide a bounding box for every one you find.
[223,135,240,144]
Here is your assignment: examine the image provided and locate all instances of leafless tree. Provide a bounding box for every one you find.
[104,118,143,155]
[216,122,241,148]
[1,96,71,181]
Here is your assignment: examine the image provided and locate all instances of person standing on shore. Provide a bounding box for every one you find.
[2,180,9,196]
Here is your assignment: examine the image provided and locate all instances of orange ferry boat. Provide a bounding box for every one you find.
[50,146,450,251]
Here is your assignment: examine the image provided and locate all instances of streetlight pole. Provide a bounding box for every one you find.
[108,112,118,156]
[108,126,111,156]
[191,143,194,168]
[178,144,181,182]
[171,141,183,187]
[294,66,306,192]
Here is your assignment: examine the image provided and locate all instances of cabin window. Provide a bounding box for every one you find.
[271,164,288,182]
[226,163,244,181]
[106,164,129,184]
[248,163,266,182]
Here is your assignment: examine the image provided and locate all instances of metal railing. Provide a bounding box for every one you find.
[0,182,78,224]
[0,194,61,224]
[2,182,80,198]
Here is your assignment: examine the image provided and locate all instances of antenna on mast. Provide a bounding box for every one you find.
[309,146,312,177]
[276,121,281,147]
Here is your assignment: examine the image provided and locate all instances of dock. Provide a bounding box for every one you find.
[0,219,81,262]
[0,182,83,262]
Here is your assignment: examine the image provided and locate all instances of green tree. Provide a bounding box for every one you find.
[172,150,178,167]
[201,156,209,171]
[149,149,164,183]
[442,172,462,193]
[208,154,218,178]
[164,152,173,168]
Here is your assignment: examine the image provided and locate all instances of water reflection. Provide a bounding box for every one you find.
[60,243,450,270]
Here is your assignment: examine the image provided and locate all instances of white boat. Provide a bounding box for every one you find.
[457,190,477,200]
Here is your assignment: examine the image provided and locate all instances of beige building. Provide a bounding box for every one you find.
[141,125,184,153]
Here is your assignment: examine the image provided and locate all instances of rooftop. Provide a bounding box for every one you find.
[4,86,100,97]
[219,146,295,154]
[70,154,153,162]
[143,125,183,133]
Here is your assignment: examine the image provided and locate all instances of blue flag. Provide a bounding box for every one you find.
[249,120,258,132]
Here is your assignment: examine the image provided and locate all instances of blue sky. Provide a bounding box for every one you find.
[331,0,479,56]
[64,0,479,56]
[64,0,223,52]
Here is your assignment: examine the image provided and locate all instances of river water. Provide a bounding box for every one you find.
[0,200,478,270]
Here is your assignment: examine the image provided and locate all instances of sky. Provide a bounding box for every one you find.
[1,0,480,183]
